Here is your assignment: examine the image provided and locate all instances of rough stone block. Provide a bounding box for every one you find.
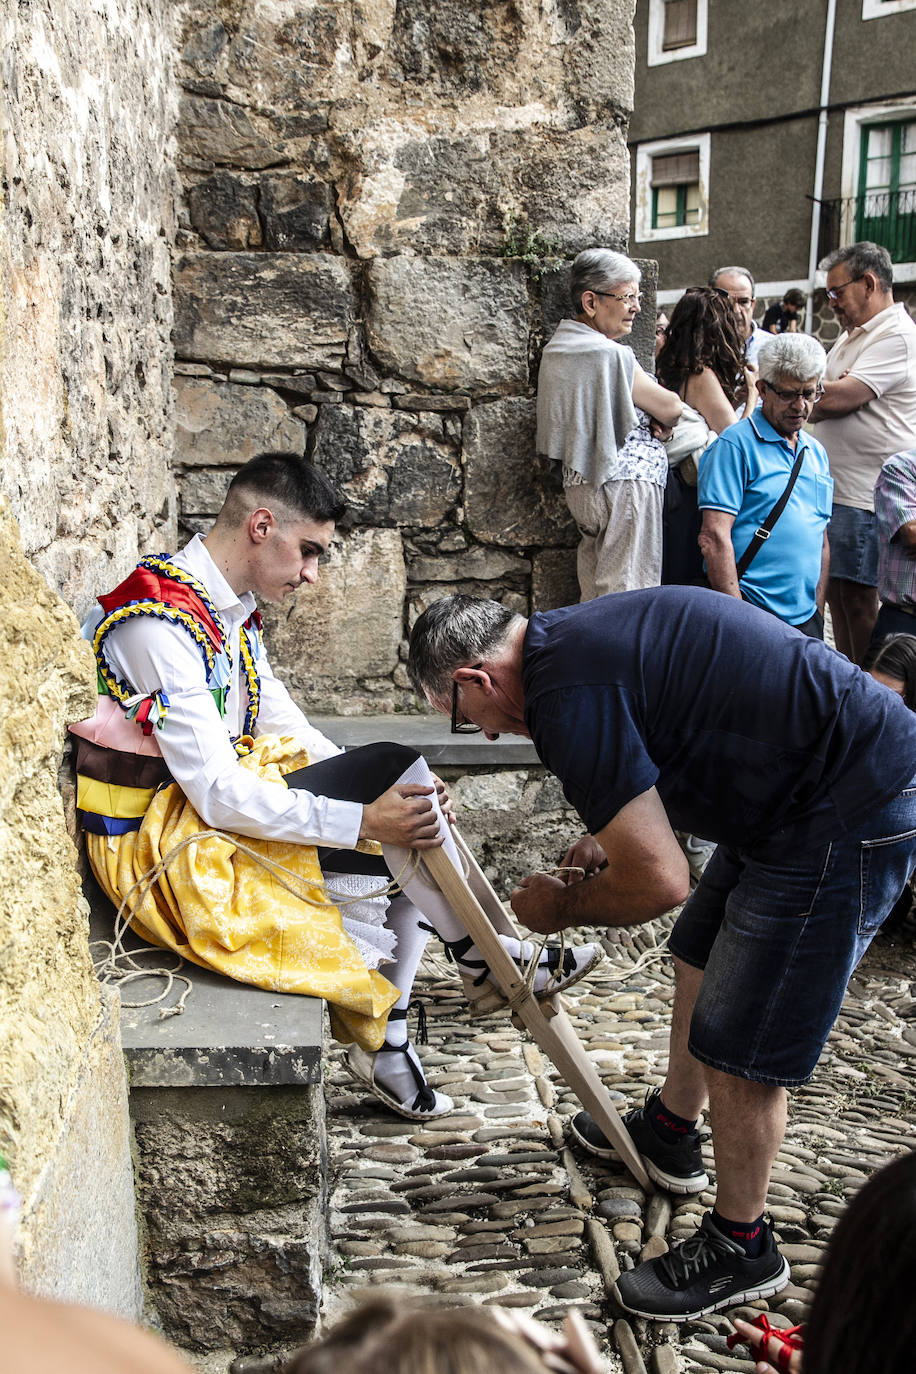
[408,546,531,583]
[178,7,352,111]
[261,528,406,696]
[261,174,332,250]
[174,252,354,369]
[18,991,141,1319]
[177,93,288,171]
[0,500,100,1198]
[179,468,234,517]
[338,122,630,259]
[131,1085,326,1353]
[188,172,262,250]
[174,377,305,468]
[366,257,529,393]
[464,399,578,547]
[311,405,460,526]
[378,0,633,112]
[531,547,579,611]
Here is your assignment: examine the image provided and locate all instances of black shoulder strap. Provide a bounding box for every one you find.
[735,445,806,580]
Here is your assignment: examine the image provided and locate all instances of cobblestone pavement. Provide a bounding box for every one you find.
[319,911,916,1374]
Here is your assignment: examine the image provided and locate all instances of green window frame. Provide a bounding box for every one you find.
[856,118,916,261]
[651,184,701,230]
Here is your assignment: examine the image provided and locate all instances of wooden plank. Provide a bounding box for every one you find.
[423,842,652,1192]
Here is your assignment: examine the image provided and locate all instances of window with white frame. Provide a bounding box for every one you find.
[647,0,708,66]
[839,101,916,268]
[862,0,916,20]
[634,135,710,242]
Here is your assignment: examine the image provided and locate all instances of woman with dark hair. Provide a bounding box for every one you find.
[863,632,916,710]
[657,287,757,586]
[730,1147,916,1373]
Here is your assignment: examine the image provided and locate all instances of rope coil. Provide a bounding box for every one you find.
[91,829,424,1018]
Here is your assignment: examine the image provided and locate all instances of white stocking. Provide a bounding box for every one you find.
[382,755,573,994]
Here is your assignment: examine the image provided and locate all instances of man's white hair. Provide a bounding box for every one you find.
[758,333,827,384]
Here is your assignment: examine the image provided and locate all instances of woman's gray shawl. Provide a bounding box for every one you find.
[535,319,639,484]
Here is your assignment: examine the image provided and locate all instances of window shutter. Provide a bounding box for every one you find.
[663,0,698,49]
[650,151,700,187]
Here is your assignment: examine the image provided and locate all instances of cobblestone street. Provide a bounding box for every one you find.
[321,911,916,1374]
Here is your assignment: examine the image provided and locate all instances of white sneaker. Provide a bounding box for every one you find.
[677,832,716,882]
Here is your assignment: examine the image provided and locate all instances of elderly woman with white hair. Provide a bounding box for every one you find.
[536,248,682,601]
[697,331,833,638]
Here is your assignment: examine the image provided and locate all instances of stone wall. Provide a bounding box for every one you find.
[172,0,637,713]
[0,0,177,619]
[0,500,141,1313]
[0,0,177,1310]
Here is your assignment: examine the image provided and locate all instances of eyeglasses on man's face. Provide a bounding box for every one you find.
[763,382,825,404]
[450,664,484,734]
[593,290,642,306]
[825,275,864,303]
[714,286,754,308]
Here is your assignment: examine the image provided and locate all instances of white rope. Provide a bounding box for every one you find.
[91,829,424,1019]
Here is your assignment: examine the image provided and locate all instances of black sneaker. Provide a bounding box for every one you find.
[569,1088,709,1194]
[613,1212,790,1321]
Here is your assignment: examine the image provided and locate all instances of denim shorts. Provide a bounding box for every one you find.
[827,503,879,585]
[669,779,916,1086]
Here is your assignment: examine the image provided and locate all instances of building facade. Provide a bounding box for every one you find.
[629,0,916,336]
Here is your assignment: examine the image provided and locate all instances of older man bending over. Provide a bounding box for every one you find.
[698,333,832,638]
[407,588,916,1321]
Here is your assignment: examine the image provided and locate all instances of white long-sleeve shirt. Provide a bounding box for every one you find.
[83,535,363,848]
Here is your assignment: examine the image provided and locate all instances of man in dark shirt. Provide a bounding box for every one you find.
[762,288,806,334]
[407,588,916,1321]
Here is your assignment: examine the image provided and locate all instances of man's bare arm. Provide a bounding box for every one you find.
[698,509,741,598]
[816,532,830,613]
[897,518,916,556]
[509,788,690,934]
[809,374,876,421]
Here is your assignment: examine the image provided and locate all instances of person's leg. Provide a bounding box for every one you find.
[571,848,740,1187]
[825,504,879,662]
[614,791,916,1319]
[381,753,602,1001]
[706,1070,786,1221]
[659,957,708,1120]
[662,467,704,588]
[563,480,600,602]
[293,745,601,1115]
[830,579,879,663]
[591,481,664,596]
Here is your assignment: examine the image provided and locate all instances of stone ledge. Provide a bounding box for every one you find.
[90,910,323,1089]
[311,715,540,766]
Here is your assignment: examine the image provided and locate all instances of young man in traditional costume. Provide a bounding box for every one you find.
[71,454,600,1120]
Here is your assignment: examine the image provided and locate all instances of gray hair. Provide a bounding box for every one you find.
[819,240,893,293]
[570,248,641,312]
[758,333,827,384]
[709,264,756,296]
[407,595,523,702]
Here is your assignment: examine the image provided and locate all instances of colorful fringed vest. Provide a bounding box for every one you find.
[71,554,262,836]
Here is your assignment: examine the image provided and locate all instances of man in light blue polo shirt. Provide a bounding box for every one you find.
[698,334,833,638]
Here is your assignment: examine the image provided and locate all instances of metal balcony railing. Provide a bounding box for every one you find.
[814,190,916,264]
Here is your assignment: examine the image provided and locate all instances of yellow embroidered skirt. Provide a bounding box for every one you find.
[86,735,400,1050]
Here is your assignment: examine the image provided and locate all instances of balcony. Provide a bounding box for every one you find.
[815,190,916,265]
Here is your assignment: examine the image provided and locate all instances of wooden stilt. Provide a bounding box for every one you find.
[423,840,652,1192]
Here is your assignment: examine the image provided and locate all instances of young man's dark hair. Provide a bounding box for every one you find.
[224,452,346,526]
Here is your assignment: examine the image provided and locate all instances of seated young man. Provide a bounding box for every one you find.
[71,453,600,1120]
